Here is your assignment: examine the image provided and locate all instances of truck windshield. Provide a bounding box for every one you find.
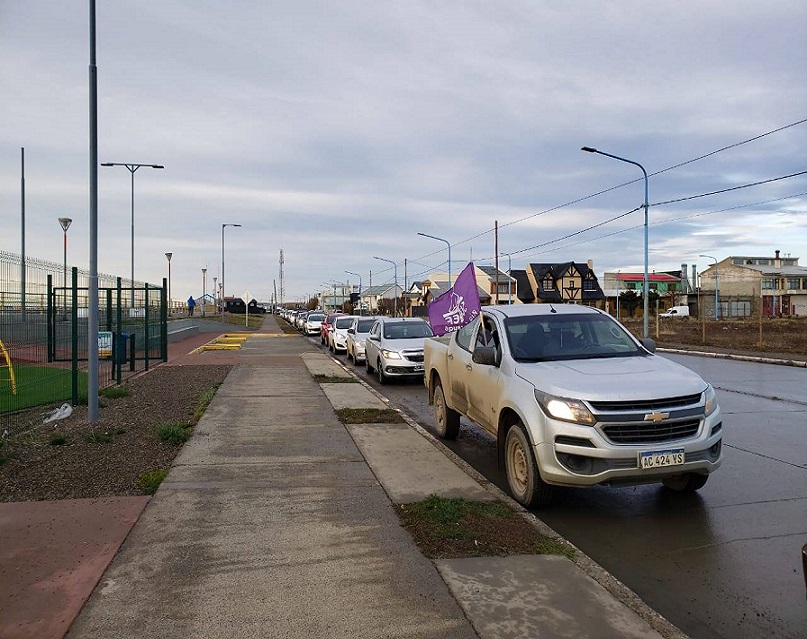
[504,314,644,362]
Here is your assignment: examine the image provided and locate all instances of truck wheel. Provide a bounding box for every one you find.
[365,356,374,374]
[434,382,460,439]
[662,473,708,492]
[377,362,387,385]
[505,423,553,508]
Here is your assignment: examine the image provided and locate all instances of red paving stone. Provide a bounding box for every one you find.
[0,497,149,639]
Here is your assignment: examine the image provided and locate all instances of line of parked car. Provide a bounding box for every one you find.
[277,308,434,385]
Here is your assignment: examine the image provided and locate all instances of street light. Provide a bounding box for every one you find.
[582,146,649,338]
[221,223,241,320]
[502,253,513,305]
[165,252,173,313]
[101,162,164,307]
[373,256,398,317]
[345,270,362,315]
[58,217,72,318]
[202,268,207,316]
[699,255,719,320]
[417,232,451,285]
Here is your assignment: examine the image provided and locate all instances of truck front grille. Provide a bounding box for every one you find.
[602,419,701,445]
[589,393,702,412]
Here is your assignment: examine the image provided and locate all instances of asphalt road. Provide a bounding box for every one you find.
[314,336,807,639]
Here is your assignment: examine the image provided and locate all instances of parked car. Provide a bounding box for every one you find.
[328,315,357,353]
[364,317,433,384]
[423,304,723,508]
[321,312,344,345]
[295,311,309,331]
[304,312,325,336]
[346,316,381,365]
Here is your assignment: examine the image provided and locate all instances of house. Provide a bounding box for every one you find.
[509,270,535,304]
[601,271,685,316]
[699,250,807,317]
[474,265,516,304]
[524,261,605,306]
[360,284,404,313]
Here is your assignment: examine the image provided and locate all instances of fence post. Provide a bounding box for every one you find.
[161,277,168,362]
[144,284,149,372]
[71,266,78,405]
[47,274,54,362]
[116,277,123,383]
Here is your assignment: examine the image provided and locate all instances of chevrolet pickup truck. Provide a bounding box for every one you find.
[423,304,723,508]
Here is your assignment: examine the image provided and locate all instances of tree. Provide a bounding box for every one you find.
[619,290,640,317]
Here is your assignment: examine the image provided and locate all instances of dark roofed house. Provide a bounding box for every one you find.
[510,269,535,303]
[526,261,605,305]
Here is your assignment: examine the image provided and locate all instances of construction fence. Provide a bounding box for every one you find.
[1,250,167,436]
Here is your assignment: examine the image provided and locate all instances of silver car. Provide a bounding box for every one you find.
[328,315,357,353]
[364,317,433,384]
[346,316,381,365]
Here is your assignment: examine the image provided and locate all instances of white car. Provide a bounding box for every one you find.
[346,316,380,364]
[364,317,433,384]
[328,315,357,353]
[304,312,325,336]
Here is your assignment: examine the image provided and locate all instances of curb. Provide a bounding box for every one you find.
[658,347,807,368]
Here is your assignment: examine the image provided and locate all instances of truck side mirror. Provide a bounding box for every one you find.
[472,346,498,366]
[640,337,656,353]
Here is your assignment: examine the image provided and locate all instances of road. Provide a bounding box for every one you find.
[316,336,807,639]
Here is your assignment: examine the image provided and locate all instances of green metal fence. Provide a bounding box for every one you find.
[1,250,166,436]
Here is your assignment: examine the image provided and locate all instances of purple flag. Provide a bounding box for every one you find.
[428,262,482,336]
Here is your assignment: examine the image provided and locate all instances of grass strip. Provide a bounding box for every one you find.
[397,494,575,560]
[335,407,405,424]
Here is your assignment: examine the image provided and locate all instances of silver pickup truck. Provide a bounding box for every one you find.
[423,304,723,508]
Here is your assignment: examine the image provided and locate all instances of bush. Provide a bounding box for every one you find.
[156,422,192,445]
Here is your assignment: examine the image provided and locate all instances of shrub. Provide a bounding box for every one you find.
[156,422,192,445]
[100,386,130,399]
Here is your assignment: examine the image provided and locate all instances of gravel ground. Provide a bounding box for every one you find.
[0,364,232,502]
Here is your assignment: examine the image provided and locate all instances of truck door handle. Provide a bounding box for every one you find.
[448,353,454,360]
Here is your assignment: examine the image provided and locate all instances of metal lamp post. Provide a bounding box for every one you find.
[221,223,241,320]
[345,270,362,315]
[202,268,207,316]
[58,217,72,318]
[582,147,649,338]
[502,252,513,305]
[373,256,398,317]
[417,232,451,285]
[699,255,719,319]
[101,162,164,307]
[165,252,173,314]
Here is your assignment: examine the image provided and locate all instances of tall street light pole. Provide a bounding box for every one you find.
[202,268,207,316]
[101,162,164,307]
[373,257,398,317]
[582,146,649,338]
[699,254,719,320]
[345,270,362,315]
[221,223,241,320]
[58,217,72,318]
[502,253,513,305]
[417,232,451,285]
[165,252,173,313]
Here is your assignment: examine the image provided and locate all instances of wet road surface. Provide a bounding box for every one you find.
[319,337,807,639]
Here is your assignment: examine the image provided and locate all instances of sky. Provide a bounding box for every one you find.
[2,1,806,304]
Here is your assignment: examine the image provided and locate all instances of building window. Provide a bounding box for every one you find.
[787,277,800,290]
[542,279,554,292]
[583,279,596,291]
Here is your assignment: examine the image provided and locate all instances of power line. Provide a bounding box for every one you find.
[652,170,807,206]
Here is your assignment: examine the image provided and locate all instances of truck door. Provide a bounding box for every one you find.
[464,315,504,434]
[445,318,478,415]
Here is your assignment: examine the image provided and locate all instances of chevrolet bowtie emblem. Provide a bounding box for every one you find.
[644,411,670,423]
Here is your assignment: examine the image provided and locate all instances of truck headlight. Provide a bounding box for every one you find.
[380,349,402,360]
[704,385,718,417]
[535,390,596,425]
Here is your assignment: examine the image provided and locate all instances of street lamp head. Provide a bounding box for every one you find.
[581,146,597,153]
[100,162,114,166]
[165,252,173,261]
[58,217,72,232]
[151,165,165,169]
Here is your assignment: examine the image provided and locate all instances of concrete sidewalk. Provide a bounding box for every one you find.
[62,316,681,638]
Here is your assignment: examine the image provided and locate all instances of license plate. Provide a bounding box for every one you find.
[413,364,424,372]
[639,448,684,469]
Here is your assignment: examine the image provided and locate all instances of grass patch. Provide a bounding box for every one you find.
[156,421,193,445]
[335,407,405,424]
[315,374,358,383]
[192,383,221,422]
[137,469,168,495]
[85,431,112,444]
[99,386,130,399]
[397,495,575,560]
[0,365,88,413]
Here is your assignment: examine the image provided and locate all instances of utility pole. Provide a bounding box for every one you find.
[494,220,499,304]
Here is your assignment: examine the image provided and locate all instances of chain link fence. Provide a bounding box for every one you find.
[1,250,166,435]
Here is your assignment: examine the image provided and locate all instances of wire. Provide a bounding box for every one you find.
[652,170,807,206]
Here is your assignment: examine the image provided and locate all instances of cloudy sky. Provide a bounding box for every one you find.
[2,1,806,304]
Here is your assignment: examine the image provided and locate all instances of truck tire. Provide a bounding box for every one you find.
[434,382,460,439]
[505,422,553,508]
[662,473,708,492]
